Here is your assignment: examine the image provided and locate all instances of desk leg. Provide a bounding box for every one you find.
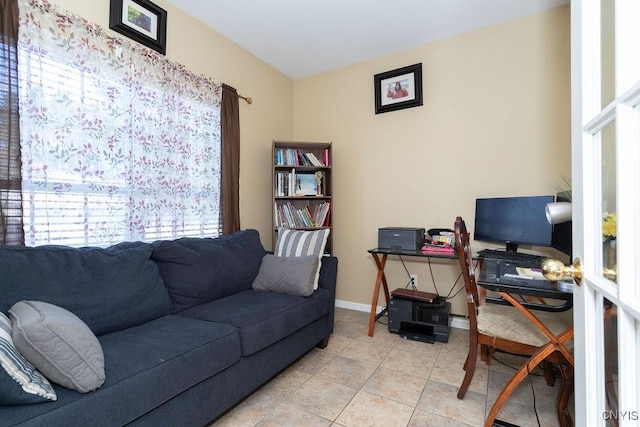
[557,361,574,427]
[368,253,390,337]
[485,342,558,427]
[477,258,486,305]
[485,331,574,427]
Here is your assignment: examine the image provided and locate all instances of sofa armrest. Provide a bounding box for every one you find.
[318,256,338,296]
[316,256,337,346]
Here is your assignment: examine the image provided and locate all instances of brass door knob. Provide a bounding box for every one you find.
[541,258,584,286]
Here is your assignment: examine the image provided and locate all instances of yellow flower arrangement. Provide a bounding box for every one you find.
[603,212,616,240]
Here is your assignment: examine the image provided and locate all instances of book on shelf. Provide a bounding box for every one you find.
[313,201,330,227]
[274,148,328,167]
[274,201,330,228]
[275,170,294,197]
[274,168,296,197]
[274,171,284,196]
[304,152,323,166]
[288,169,295,196]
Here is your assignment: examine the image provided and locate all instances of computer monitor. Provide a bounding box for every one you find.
[473,195,554,253]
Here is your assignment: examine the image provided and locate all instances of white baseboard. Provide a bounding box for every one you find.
[335,299,469,330]
[335,299,376,313]
[450,316,470,330]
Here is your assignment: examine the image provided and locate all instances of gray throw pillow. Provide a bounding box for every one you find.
[9,301,105,393]
[252,254,319,297]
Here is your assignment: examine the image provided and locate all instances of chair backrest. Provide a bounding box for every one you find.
[454,216,480,330]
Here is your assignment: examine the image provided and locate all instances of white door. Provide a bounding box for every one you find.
[572,0,640,426]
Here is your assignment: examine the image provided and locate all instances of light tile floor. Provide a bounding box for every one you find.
[212,308,573,426]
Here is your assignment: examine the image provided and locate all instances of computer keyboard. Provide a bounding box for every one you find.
[476,249,547,264]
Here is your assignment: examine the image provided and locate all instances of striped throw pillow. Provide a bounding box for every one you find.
[274,228,330,290]
[0,312,57,404]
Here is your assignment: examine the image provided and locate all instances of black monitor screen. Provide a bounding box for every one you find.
[474,195,554,252]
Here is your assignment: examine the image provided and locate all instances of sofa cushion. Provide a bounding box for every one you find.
[9,301,105,393]
[0,242,173,335]
[274,228,329,290]
[178,288,333,356]
[152,229,267,312]
[0,315,241,426]
[252,254,319,297]
[0,312,57,404]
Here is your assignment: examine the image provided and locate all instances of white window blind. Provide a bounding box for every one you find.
[18,0,222,247]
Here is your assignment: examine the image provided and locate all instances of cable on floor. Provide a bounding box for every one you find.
[488,351,544,427]
[527,363,541,427]
[426,256,441,296]
[376,310,388,325]
[491,353,544,377]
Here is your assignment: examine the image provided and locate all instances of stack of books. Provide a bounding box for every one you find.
[274,201,330,228]
[274,148,328,166]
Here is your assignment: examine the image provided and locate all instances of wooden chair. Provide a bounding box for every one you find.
[454,216,574,427]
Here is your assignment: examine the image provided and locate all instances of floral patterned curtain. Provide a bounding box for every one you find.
[18,0,222,246]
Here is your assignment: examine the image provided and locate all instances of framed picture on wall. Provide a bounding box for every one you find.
[109,0,167,54]
[374,63,423,114]
[295,174,319,196]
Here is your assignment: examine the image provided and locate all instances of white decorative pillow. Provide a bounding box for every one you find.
[0,312,57,404]
[252,254,319,297]
[9,301,106,393]
[274,228,330,290]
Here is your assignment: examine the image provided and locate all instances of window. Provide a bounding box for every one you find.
[18,1,222,247]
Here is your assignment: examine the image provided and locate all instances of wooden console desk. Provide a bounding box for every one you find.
[366,248,461,337]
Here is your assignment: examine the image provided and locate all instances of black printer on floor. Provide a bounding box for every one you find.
[388,289,451,343]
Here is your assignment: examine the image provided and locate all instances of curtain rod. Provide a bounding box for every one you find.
[237,93,252,104]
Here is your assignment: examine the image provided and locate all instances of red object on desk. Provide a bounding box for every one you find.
[421,244,454,255]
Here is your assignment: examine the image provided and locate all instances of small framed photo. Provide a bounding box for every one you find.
[374,63,423,114]
[109,0,167,54]
[295,174,319,196]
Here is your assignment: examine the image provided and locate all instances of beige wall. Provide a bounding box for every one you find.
[293,6,572,315]
[51,0,294,243]
[48,2,571,316]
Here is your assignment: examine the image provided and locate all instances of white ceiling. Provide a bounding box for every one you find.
[166,0,569,80]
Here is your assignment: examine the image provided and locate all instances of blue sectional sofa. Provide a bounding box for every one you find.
[0,229,338,426]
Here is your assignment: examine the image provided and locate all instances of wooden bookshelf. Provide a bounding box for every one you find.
[272,140,332,253]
